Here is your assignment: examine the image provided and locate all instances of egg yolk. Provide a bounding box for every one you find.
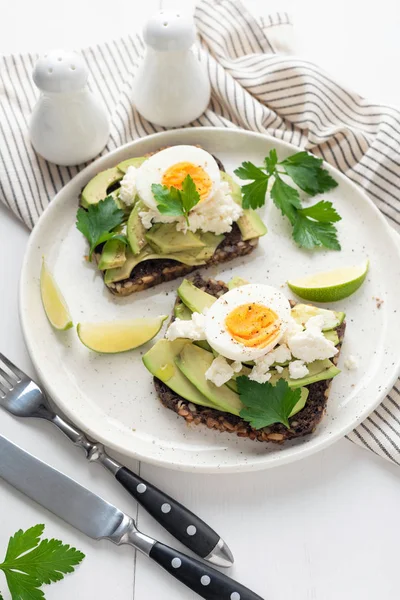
[225,303,281,348]
[162,162,212,202]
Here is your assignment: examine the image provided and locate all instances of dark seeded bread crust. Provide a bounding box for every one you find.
[102,224,258,296]
[154,275,346,444]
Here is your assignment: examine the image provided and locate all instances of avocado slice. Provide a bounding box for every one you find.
[271,359,341,389]
[174,302,192,320]
[228,276,249,290]
[220,171,267,241]
[104,247,208,285]
[324,330,340,345]
[142,339,216,409]
[117,156,147,174]
[291,304,345,331]
[289,387,309,417]
[145,224,206,254]
[194,232,225,261]
[98,239,126,270]
[127,201,148,255]
[177,279,216,313]
[81,167,123,208]
[227,358,340,392]
[175,344,243,416]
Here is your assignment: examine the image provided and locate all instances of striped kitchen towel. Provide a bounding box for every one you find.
[1,0,400,464]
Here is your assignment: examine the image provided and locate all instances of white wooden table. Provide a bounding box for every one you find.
[1,1,400,599]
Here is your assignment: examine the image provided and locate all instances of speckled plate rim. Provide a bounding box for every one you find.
[19,127,400,473]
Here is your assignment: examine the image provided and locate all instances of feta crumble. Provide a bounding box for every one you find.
[205,356,242,387]
[119,166,138,206]
[249,344,292,384]
[289,360,309,379]
[165,313,206,342]
[139,181,243,235]
[286,315,338,363]
[345,355,358,370]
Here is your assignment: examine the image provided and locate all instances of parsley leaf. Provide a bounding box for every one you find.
[0,525,85,600]
[76,195,125,260]
[270,174,301,225]
[237,377,301,429]
[298,200,341,223]
[280,152,338,196]
[293,215,341,250]
[234,149,341,250]
[151,175,201,225]
[234,161,269,209]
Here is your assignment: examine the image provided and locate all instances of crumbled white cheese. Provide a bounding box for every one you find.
[289,360,309,379]
[286,315,338,362]
[281,318,303,345]
[205,356,242,387]
[139,181,243,235]
[345,355,358,370]
[249,343,291,384]
[249,370,271,384]
[275,365,284,374]
[165,313,206,342]
[119,166,138,206]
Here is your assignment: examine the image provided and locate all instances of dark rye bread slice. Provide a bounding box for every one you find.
[101,224,258,296]
[90,149,258,296]
[153,275,346,444]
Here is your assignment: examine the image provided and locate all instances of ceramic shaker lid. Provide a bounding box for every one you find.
[33,49,88,93]
[143,11,196,52]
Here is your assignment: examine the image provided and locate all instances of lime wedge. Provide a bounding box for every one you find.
[287,260,369,302]
[77,316,167,353]
[40,259,73,330]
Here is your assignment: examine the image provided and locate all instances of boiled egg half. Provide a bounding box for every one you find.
[136,145,221,211]
[204,284,291,362]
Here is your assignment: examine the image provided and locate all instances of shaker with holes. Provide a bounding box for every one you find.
[131,10,211,127]
[29,49,110,166]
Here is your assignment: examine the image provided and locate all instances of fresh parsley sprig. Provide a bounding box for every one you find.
[151,175,201,226]
[0,524,85,600]
[237,377,301,429]
[234,150,341,250]
[76,196,127,260]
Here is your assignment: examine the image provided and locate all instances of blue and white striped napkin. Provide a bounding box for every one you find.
[1,0,400,463]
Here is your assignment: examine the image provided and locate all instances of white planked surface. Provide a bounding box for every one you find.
[1,1,400,599]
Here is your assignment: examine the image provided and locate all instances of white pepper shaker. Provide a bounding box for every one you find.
[132,11,211,127]
[29,49,110,166]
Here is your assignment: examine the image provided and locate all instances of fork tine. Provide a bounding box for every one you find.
[0,367,15,388]
[0,380,7,397]
[0,352,24,382]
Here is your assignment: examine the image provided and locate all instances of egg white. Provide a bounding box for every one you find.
[135,145,221,211]
[204,284,292,362]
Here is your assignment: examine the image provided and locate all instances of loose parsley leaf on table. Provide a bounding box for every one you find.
[237,377,301,429]
[76,195,126,260]
[0,524,85,600]
[234,149,341,250]
[152,174,201,225]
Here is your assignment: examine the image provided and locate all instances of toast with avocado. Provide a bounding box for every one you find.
[142,276,346,443]
[77,145,267,297]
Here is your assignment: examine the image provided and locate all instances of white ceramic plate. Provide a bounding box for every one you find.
[20,128,400,473]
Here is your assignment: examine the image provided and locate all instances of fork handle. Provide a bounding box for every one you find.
[50,415,231,565]
[116,467,223,561]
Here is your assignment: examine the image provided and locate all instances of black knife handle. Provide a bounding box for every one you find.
[116,467,222,560]
[149,542,264,600]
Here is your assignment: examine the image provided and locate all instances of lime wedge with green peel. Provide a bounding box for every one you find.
[77,316,167,353]
[288,260,369,302]
[40,260,73,331]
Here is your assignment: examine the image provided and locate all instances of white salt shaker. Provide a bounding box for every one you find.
[29,50,110,166]
[132,11,211,127]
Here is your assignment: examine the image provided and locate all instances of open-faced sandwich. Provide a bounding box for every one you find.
[142,276,346,443]
[77,145,266,296]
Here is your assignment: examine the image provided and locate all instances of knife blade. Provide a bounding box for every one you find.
[0,436,264,600]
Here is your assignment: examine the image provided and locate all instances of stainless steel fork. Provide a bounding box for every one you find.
[0,352,233,567]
